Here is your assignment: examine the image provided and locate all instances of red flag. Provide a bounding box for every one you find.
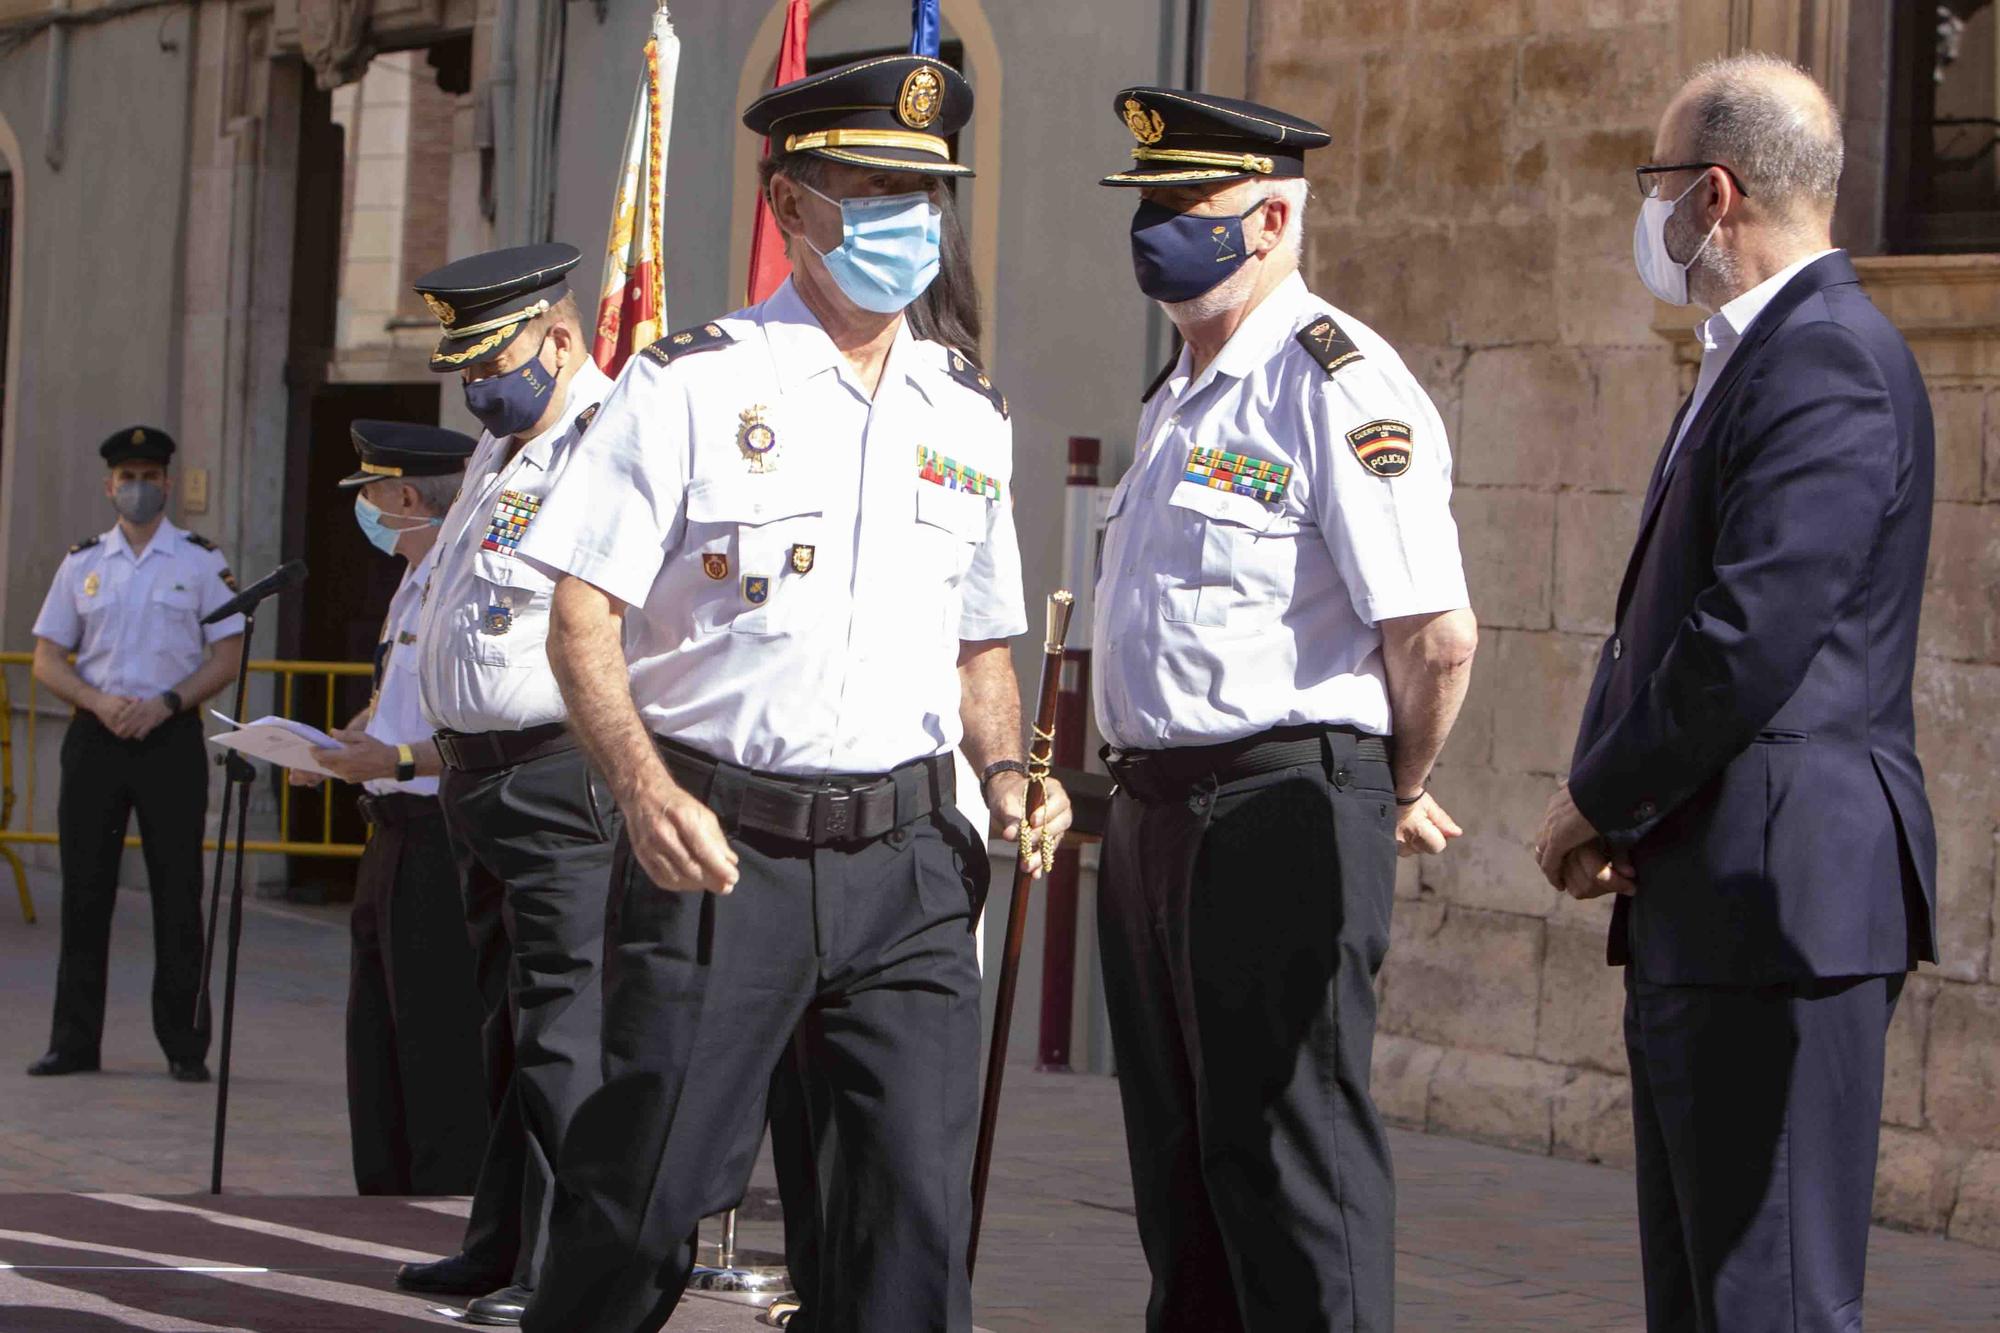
[747,0,812,305]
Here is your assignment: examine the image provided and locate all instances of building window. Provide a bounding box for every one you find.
[1888,2,2000,253]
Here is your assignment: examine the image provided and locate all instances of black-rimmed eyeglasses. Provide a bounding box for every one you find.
[1634,162,1751,199]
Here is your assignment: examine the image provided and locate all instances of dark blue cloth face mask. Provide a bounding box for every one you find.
[463,334,557,438]
[1129,197,1271,304]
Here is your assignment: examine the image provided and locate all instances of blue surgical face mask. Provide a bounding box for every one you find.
[354,494,437,556]
[1129,197,1272,304]
[801,183,942,314]
[462,334,557,438]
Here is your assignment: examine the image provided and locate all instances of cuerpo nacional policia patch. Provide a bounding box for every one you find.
[1346,419,1414,478]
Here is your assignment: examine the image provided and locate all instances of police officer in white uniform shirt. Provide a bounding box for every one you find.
[27,427,244,1082]
[295,421,490,1200]
[514,55,1070,1333]
[382,246,622,1328]
[1092,89,1480,1332]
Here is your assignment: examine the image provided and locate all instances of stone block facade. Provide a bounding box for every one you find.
[1251,0,2000,1244]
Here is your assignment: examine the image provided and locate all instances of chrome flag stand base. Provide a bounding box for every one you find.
[688,1208,792,1307]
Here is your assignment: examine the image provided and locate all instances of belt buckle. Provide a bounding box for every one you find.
[813,787,855,842]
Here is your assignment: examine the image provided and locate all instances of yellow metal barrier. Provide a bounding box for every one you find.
[0,651,375,923]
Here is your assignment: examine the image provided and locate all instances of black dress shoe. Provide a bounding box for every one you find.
[26,1051,99,1076]
[462,1283,531,1326]
[394,1253,514,1297]
[168,1060,210,1083]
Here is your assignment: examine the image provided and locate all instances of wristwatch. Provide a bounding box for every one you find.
[980,759,1029,799]
[160,689,184,716]
[395,744,417,784]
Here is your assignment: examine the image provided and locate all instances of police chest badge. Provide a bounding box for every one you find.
[1346,420,1414,478]
[738,406,779,473]
[83,572,101,598]
[484,603,513,636]
[789,543,815,575]
[702,552,730,581]
[743,575,771,606]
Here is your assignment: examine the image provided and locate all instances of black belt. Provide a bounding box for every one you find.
[1104,724,1390,804]
[357,790,443,827]
[654,737,954,846]
[435,720,574,773]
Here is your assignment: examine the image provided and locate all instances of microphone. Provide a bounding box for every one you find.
[202,559,308,625]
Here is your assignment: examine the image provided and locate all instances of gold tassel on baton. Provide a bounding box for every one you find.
[968,590,1075,1275]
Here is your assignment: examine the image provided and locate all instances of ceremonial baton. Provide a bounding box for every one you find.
[968,589,1074,1275]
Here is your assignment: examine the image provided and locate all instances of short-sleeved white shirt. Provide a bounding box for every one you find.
[517,278,1027,777]
[1093,273,1469,750]
[32,519,246,696]
[417,358,613,735]
[362,541,443,797]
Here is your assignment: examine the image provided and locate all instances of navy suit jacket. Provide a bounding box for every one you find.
[1567,252,1938,985]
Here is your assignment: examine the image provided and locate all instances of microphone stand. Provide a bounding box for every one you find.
[193,605,259,1194]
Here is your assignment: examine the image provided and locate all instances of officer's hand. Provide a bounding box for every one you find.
[312,728,399,784]
[93,693,140,736]
[1558,843,1636,901]
[1533,782,1600,887]
[1395,790,1463,857]
[286,768,325,789]
[988,772,1073,880]
[628,780,740,894]
[122,695,173,742]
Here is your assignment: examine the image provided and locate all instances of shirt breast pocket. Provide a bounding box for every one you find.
[1161,481,1300,628]
[684,476,824,637]
[914,483,987,583]
[471,549,555,667]
[150,584,204,663]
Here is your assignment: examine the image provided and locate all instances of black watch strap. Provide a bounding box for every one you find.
[980,759,1029,796]
[161,689,184,715]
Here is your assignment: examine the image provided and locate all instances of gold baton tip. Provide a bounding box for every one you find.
[1044,589,1076,651]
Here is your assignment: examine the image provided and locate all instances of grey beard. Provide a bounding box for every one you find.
[1665,210,1740,307]
[1161,257,1260,327]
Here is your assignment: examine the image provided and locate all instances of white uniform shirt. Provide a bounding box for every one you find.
[417,358,614,734]
[518,278,1028,777]
[362,541,443,797]
[1093,273,1469,750]
[1664,248,1839,471]
[32,519,245,695]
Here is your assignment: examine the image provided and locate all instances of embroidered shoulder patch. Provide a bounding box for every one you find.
[918,446,1001,500]
[944,351,1009,419]
[1184,446,1292,506]
[639,322,735,367]
[1296,317,1364,377]
[69,535,102,555]
[1346,419,1414,478]
[481,490,541,552]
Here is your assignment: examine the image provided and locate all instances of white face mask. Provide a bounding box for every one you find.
[1632,175,1721,306]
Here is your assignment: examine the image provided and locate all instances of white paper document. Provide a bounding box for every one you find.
[207,712,342,777]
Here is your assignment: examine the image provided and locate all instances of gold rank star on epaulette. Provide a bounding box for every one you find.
[640,322,736,368]
[944,351,1009,419]
[1296,317,1364,377]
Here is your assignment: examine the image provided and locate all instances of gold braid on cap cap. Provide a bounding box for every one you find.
[431,322,519,367]
[438,298,552,340]
[1132,147,1276,174]
[784,128,950,159]
[359,462,405,477]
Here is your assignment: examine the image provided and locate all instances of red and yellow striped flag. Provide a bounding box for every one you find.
[592,6,681,375]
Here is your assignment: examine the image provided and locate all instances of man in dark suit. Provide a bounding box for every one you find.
[1533,55,1936,1332]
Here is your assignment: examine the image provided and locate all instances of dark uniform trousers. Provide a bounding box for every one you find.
[438,744,616,1290]
[1098,728,1399,1333]
[49,710,210,1066]
[522,758,987,1333]
[1625,972,1903,1333]
[347,791,490,1194]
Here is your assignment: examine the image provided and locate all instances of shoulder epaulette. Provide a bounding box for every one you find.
[640,322,735,367]
[68,535,101,555]
[1296,316,1365,377]
[185,532,219,552]
[944,350,1008,419]
[575,403,601,433]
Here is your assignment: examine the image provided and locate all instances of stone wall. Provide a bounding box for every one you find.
[1251,0,2000,1245]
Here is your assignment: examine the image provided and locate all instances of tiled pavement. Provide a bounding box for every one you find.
[3,873,1997,1330]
